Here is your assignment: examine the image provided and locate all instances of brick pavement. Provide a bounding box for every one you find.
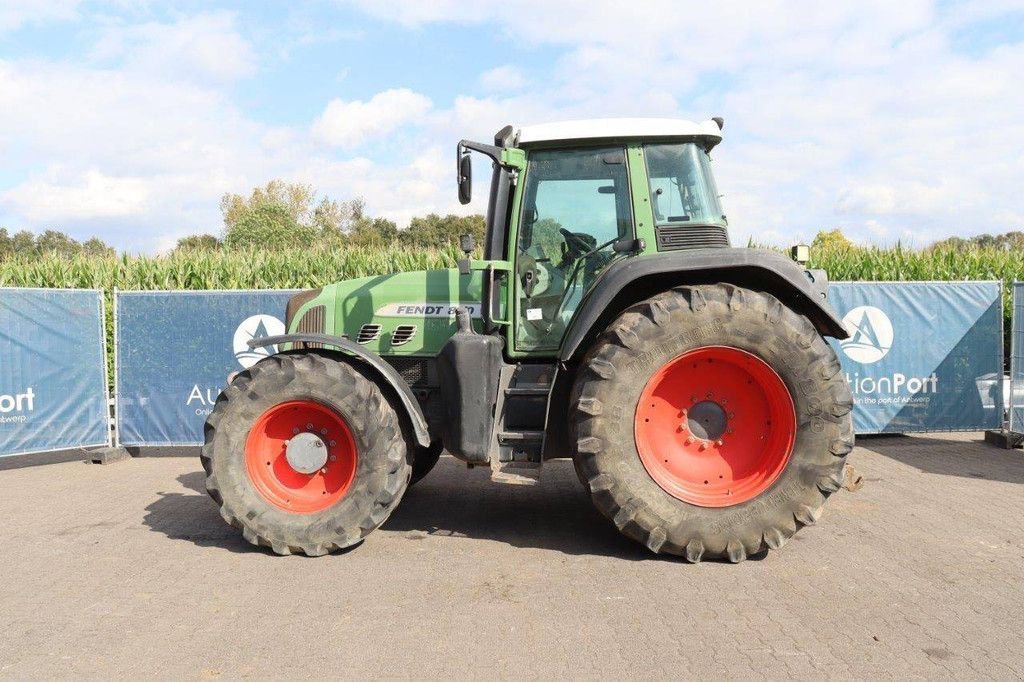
[0,433,1022,679]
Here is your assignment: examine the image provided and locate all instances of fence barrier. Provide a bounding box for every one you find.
[1011,283,1024,434]
[828,282,1004,434]
[0,288,110,457]
[114,290,297,446]
[0,282,1011,454]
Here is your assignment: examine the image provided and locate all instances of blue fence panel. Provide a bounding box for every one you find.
[0,289,110,457]
[1012,283,1024,434]
[828,282,1003,434]
[115,290,298,446]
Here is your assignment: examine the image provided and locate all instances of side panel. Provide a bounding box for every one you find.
[288,269,486,357]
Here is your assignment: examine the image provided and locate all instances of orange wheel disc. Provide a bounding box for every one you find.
[244,400,358,514]
[634,346,796,507]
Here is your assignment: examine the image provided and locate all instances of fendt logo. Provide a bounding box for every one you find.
[233,314,285,369]
[840,306,894,364]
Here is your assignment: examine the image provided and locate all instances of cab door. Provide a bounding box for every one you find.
[510,146,633,355]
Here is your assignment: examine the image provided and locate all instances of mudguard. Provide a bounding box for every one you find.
[248,333,431,448]
[559,248,848,362]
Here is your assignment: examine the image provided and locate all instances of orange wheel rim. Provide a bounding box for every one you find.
[634,346,796,507]
[244,400,358,514]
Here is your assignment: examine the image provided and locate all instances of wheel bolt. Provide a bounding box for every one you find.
[329,455,337,462]
[329,440,336,447]
[320,467,328,474]
[292,428,299,435]
[685,436,694,445]
[716,439,724,446]
[306,423,314,430]
[699,441,708,451]
[320,428,328,435]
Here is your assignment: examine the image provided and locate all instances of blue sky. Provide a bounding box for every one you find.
[1,0,1023,252]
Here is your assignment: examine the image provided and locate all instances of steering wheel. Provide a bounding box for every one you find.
[559,227,594,252]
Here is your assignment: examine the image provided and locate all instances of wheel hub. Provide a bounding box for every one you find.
[634,346,796,507]
[687,400,727,441]
[285,432,329,474]
[243,400,358,514]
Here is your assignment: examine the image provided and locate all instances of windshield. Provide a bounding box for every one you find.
[645,143,726,227]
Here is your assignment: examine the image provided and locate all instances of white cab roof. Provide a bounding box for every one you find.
[517,118,723,148]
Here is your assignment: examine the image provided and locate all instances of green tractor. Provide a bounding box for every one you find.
[201,118,854,562]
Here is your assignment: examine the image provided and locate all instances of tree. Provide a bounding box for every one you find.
[349,217,399,247]
[224,203,317,249]
[811,228,853,251]
[82,237,115,257]
[12,230,37,256]
[0,228,11,259]
[175,234,221,252]
[220,180,365,248]
[36,229,80,256]
[399,214,485,249]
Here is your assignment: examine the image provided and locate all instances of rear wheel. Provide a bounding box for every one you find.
[571,284,853,562]
[202,352,411,556]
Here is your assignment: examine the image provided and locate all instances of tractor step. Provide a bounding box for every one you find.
[503,386,550,397]
[497,430,544,444]
[490,459,541,486]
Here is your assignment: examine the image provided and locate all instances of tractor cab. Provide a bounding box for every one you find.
[458,118,730,356]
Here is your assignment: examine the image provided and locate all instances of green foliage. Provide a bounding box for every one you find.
[811,228,853,251]
[928,231,1024,252]
[223,203,316,249]
[400,213,485,249]
[0,228,114,260]
[175,234,221,252]
[219,180,363,248]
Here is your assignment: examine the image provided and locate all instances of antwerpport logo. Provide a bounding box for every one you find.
[839,306,894,364]
[233,314,285,369]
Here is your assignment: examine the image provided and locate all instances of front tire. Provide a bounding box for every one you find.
[571,284,854,562]
[201,352,411,556]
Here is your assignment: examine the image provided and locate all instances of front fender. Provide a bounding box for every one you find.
[559,248,848,363]
[249,333,431,448]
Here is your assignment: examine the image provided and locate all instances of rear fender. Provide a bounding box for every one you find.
[559,248,847,363]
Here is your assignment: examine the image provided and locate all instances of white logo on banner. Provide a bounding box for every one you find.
[0,387,35,424]
[840,306,894,364]
[233,315,285,368]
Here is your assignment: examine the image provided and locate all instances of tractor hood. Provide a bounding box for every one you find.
[288,268,484,356]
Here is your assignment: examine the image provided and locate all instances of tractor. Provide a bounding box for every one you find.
[201,118,854,562]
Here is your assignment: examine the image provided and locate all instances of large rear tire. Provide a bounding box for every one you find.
[201,352,411,556]
[571,284,854,562]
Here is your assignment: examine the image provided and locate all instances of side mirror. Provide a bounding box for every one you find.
[458,153,472,205]
[459,233,476,256]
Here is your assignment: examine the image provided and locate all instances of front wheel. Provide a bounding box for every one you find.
[201,352,411,556]
[571,284,854,562]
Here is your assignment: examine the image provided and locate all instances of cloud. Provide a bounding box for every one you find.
[3,2,1024,252]
[313,88,433,147]
[0,0,79,33]
[88,11,257,83]
[2,169,150,221]
[479,65,526,91]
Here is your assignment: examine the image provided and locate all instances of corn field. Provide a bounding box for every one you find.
[0,241,1020,365]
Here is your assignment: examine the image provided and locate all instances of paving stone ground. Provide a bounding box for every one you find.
[1,433,1022,680]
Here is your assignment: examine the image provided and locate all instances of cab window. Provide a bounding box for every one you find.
[514,147,631,352]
